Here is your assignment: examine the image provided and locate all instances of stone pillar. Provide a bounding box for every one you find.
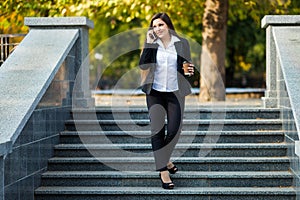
[263,26,277,108]
[261,15,300,108]
[24,17,95,108]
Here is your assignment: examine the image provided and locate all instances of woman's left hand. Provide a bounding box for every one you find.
[188,63,195,76]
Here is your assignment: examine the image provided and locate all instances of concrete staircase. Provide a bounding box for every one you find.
[35,106,296,200]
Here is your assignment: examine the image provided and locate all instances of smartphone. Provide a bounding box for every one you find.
[148,29,157,41]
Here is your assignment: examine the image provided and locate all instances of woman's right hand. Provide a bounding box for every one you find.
[146,29,157,44]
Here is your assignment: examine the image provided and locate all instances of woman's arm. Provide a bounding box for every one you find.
[139,43,157,70]
[182,38,192,63]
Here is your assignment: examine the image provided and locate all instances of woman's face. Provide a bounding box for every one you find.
[152,18,169,39]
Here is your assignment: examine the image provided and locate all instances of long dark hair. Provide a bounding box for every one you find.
[149,13,179,37]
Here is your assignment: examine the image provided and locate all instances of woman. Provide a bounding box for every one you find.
[139,12,194,189]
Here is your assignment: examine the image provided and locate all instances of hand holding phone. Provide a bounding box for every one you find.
[146,29,157,43]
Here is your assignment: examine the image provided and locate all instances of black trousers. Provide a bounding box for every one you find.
[146,89,185,171]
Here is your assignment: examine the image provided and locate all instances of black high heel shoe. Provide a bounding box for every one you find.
[159,172,174,189]
[167,164,178,174]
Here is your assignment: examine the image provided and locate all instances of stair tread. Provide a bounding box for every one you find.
[72,107,280,112]
[66,119,282,124]
[42,170,293,178]
[54,143,288,149]
[49,156,289,162]
[61,130,285,135]
[35,186,295,195]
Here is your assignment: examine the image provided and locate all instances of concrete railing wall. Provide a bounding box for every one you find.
[262,15,300,197]
[0,17,94,200]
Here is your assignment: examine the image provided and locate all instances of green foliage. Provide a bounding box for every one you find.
[225,0,300,87]
[1,0,300,88]
[89,0,206,89]
[0,0,83,32]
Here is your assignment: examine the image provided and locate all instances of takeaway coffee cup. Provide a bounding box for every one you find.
[182,61,194,76]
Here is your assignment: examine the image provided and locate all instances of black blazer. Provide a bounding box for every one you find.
[139,36,192,97]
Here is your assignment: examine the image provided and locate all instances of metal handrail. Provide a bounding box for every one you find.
[0,33,26,66]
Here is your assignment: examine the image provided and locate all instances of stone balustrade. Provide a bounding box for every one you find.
[0,17,94,200]
[262,15,300,195]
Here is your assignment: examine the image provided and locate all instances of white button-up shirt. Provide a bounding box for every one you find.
[152,35,180,92]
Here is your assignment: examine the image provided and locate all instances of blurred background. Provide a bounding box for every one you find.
[1,0,300,93]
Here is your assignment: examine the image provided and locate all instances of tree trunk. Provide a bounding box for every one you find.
[199,0,228,101]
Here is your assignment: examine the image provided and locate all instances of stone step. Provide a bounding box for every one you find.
[64,119,282,131]
[35,186,296,200]
[40,171,293,187]
[53,143,288,157]
[59,130,285,144]
[71,108,280,120]
[47,157,290,171]
[36,107,296,199]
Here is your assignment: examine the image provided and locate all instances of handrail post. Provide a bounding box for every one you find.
[24,17,95,108]
[263,25,278,108]
[261,15,300,108]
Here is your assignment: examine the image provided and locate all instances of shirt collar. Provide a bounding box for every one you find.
[155,35,180,48]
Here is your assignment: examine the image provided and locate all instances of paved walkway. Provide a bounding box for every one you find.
[93,94,263,108]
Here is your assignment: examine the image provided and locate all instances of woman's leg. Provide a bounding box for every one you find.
[146,90,185,171]
[164,92,185,167]
[146,90,168,171]
[165,92,185,145]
